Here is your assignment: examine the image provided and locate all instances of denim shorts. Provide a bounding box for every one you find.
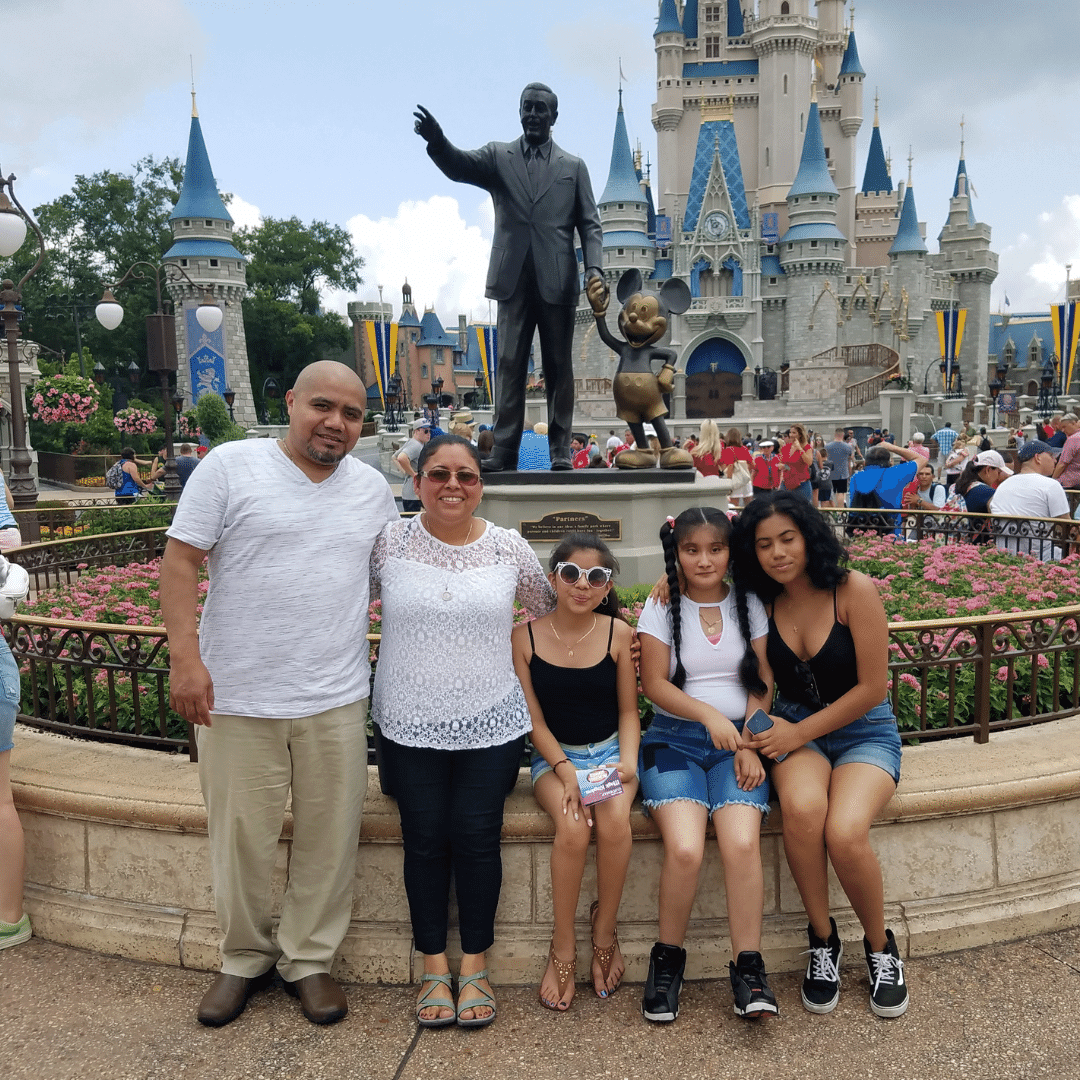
[638,712,769,817]
[530,731,622,785]
[0,643,21,753]
[771,693,902,784]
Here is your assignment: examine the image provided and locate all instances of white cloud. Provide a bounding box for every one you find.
[227,194,262,231]
[997,194,1080,311]
[2,0,205,162]
[333,195,494,323]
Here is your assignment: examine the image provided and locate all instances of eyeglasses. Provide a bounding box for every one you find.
[420,467,481,487]
[554,562,613,588]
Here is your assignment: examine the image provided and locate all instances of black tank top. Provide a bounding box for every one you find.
[527,617,620,745]
[767,591,858,708]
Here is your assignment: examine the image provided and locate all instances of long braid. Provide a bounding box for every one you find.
[734,576,767,697]
[660,519,687,690]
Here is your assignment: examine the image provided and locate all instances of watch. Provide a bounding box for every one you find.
[703,211,730,240]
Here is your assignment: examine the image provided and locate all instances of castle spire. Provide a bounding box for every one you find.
[654,0,682,35]
[889,181,927,255]
[170,109,233,223]
[787,101,838,199]
[860,98,892,194]
[839,24,865,76]
[599,91,646,206]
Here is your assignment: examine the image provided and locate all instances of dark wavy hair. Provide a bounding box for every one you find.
[658,507,763,696]
[416,433,482,474]
[549,532,624,621]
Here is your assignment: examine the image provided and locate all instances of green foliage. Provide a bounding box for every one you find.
[235,216,362,315]
[12,157,184,381]
[194,393,246,446]
[76,502,176,535]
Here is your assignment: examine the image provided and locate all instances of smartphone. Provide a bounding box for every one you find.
[745,709,787,762]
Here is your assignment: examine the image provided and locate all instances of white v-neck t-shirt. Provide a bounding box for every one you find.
[637,591,767,722]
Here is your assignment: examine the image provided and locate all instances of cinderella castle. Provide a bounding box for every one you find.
[555,0,998,425]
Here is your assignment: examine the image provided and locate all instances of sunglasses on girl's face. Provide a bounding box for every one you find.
[554,562,613,588]
[420,467,481,487]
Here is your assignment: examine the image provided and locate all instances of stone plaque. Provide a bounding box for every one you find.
[519,510,622,542]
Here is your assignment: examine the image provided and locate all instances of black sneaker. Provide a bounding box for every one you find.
[642,942,686,1022]
[729,951,779,1019]
[801,918,843,1014]
[863,929,909,1018]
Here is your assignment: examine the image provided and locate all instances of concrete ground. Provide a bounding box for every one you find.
[2,930,1078,1080]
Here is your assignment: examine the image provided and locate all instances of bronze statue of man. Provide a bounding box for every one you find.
[414,84,607,471]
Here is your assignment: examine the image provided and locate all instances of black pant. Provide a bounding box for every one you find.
[492,253,576,465]
[380,734,526,956]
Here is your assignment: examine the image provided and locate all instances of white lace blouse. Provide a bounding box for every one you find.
[370,516,555,750]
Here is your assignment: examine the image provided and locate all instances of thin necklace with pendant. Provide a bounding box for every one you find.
[423,514,476,601]
[550,614,597,659]
[699,606,723,636]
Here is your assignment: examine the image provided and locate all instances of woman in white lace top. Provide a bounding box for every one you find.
[370,434,554,1028]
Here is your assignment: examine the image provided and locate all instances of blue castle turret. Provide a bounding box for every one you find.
[164,93,255,425]
[597,92,654,279]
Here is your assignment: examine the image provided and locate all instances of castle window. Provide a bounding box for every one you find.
[800,113,804,132]
[766,245,774,253]
[209,259,219,267]
[618,203,624,209]
[237,262,242,270]
[206,220,214,227]
[421,364,428,379]
[810,240,818,248]
[783,74,788,95]
[704,4,721,22]
[824,147,830,160]
[180,259,188,267]
[1028,338,1041,366]
[183,220,191,227]
[705,35,721,58]
[770,277,777,285]
[1003,340,1016,365]
[435,347,444,364]
[765,147,770,166]
[781,1,790,12]
[618,248,625,255]
[811,195,818,202]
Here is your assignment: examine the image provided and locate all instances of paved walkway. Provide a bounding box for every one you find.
[2,929,1078,1080]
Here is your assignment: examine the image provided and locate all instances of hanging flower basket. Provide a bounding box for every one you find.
[30,373,101,424]
[113,407,159,435]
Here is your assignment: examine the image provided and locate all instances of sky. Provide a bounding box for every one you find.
[5,0,1080,327]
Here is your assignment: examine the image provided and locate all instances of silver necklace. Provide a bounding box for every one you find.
[423,515,476,601]
[550,614,597,659]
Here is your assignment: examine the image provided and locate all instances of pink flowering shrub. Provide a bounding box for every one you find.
[177,413,202,439]
[113,407,159,435]
[30,373,101,424]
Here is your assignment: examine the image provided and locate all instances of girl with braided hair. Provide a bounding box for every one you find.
[636,507,776,1024]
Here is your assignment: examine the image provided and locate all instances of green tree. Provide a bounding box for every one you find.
[194,392,246,447]
[8,156,184,384]
[234,217,362,413]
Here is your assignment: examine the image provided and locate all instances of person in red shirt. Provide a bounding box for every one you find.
[720,426,754,508]
[779,424,814,500]
[751,439,781,496]
[690,419,723,477]
[571,434,591,469]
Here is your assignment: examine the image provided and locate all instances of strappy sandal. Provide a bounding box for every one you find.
[539,939,576,1012]
[415,972,455,1028]
[590,899,622,998]
[456,969,497,1028]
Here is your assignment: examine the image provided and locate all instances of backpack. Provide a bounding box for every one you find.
[105,460,125,489]
[941,491,967,514]
[846,485,891,536]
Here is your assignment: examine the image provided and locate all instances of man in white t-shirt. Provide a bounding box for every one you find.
[160,362,398,1028]
[992,440,1071,560]
[395,419,432,513]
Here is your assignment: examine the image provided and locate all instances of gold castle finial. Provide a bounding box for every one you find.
[190,56,198,117]
[873,88,879,125]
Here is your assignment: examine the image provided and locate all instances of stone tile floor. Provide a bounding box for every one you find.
[1,930,1078,1080]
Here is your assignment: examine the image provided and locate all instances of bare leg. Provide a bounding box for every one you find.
[770,748,833,938]
[0,751,25,925]
[824,763,897,952]
[533,772,591,1009]
[590,779,637,995]
[712,802,765,957]
[650,801,709,946]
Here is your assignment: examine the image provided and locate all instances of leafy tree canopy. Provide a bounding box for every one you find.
[235,216,362,316]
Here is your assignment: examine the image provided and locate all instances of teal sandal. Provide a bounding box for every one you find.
[456,969,496,1028]
[416,972,456,1028]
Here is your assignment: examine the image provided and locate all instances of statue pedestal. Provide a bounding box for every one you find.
[480,471,731,586]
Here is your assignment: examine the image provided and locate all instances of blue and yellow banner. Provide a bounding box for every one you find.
[364,319,398,407]
[936,308,967,391]
[475,324,498,403]
[1051,302,1079,393]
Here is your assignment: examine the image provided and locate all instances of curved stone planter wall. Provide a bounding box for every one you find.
[12,719,1080,985]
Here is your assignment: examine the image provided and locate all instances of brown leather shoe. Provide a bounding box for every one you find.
[197,970,274,1027]
[283,973,348,1024]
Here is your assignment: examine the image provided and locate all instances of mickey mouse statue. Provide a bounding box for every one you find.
[586,268,694,469]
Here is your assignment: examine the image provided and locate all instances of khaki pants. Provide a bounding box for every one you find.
[196,701,368,981]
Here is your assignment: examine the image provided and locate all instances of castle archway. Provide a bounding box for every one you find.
[684,336,747,419]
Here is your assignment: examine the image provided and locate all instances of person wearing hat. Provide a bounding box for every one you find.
[750,439,781,496]
[1052,414,1080,490]
[993,441,1071,560]
[396,420,433,513]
